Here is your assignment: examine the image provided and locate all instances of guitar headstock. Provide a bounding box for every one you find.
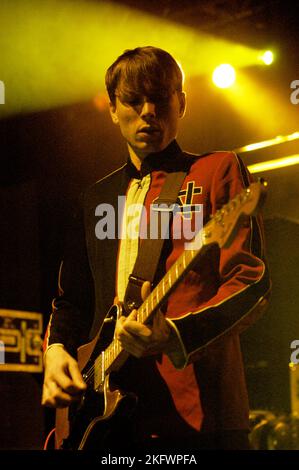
[203,180,268,248]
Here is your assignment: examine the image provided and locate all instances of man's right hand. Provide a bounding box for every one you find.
[42,345,87,408]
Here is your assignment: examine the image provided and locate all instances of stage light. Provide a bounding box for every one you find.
[235,132,299,153]
[0,0,262,118]
[221,69,298,134]
[248,154,299,173]
[212,64,236,89]
[260,50,274,65]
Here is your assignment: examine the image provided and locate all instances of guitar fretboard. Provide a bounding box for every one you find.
[93,225,210,389]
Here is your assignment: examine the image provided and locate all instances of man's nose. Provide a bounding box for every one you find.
[140,100,156,118]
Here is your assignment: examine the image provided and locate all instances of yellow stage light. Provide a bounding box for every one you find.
[248,154,299,173]
[259,50,274,65]
[212,64,236,89]
[221,70,297,134]
[0,0,263,118]
[235,132,299,153]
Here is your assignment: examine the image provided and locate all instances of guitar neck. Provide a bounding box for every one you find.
[136,234,208,324]
[94,225,211,387]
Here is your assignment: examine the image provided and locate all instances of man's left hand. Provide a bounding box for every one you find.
[115,281,172,358]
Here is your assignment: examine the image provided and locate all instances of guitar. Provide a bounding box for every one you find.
[55,180,267,449]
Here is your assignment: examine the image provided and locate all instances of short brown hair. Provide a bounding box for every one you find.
[105,46,184,104]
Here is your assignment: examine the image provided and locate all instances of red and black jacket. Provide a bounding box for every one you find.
[45,140,271,436]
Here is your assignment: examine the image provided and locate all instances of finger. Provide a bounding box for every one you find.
[42,381,75,408]
[116,315,127,331]
[141,281,151,301]
[153,310,169,335]
[68,362,87,390]
[117,311,137,329]
[59,379,86,396]
[127,310,138,321]
[55,375,79,395]
[118,338,147,357]
[116,323,151,355]
[115,315,134,338]
[117,311,151,338]
[123,320,152,338]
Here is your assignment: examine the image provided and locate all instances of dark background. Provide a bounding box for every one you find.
[0,0,298,449]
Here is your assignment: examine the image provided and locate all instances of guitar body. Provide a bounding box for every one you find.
[55,305,138,450]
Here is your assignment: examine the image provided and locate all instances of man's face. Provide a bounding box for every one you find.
[109,87,186,159]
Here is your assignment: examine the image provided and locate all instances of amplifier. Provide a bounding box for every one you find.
[0,309,43,372]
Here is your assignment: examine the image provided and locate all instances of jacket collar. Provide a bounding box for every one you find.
[125,140,191,179]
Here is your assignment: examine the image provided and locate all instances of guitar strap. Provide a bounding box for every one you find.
[123,169,187,314]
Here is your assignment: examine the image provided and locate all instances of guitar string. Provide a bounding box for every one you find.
[81,253,192,386]
[81,285,169,387]
[81,277,162,385]
[81,242,206,386]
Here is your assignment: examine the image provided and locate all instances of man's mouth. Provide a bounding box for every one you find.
[137,126,160,135]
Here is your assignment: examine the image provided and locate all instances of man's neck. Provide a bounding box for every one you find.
[127,140,178,172]
[128,145,143,171]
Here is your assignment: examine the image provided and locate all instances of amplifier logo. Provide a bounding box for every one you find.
[0,340,4,364]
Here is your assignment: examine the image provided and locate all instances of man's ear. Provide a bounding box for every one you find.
[178,91,186,118]
[109,101,119,125]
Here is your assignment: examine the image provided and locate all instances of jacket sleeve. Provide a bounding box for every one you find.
[43,195,95,358]
[166,152,271,368]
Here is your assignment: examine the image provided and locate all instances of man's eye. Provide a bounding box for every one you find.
[159,98,170,106]
[154,95,171,105]
[127,99,142,106]
[121,96,142,106]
